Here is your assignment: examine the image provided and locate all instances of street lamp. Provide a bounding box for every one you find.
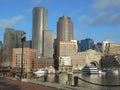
[20,32,26,80]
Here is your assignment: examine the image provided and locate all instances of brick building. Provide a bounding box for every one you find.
[12,48,38,72]
[32,58,54,70]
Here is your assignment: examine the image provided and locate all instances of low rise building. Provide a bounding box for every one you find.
[59,56,72,72]
[12,48,38,72]
[32,57,54,70]
[108,43,120,55]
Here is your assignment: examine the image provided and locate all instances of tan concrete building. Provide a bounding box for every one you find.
[57,40,77,56]
[71,52,86,70]
[12,48,38,72]
[57,40,103,71]
[57,40,85,71]
[43,30,53,57]
[100,42,120,69]
[85,49,103,67]
[108,43,120,55]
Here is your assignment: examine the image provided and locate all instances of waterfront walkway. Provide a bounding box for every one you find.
[3,77,94,90]
[0,77,57,90]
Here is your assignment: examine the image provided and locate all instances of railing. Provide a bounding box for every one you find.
[74,76,120,87]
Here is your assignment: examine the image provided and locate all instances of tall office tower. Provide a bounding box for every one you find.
[43,30,53,57]
[57,16,73,42]
[3,28,25,66]
[4,28,16,66]
[80,38,94,51]
[0,41,3,64]
[0,41,3,53]
[32,7,48,56]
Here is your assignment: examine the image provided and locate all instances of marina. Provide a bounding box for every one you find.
[31,67,120,90]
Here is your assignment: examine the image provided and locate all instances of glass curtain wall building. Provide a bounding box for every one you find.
[32,7,48,56]
[80,38,94,51]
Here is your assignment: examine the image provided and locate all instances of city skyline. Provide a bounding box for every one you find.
[0,0,120,43]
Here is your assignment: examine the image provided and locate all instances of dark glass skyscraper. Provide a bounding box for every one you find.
[57,16,73,42]
[0,41,3,53]
[80,38,94,51]
[32,7,48,56]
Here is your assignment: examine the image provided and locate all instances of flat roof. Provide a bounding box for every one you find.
[33,57,54,61]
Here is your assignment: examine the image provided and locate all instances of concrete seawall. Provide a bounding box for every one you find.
[6,77,93,90]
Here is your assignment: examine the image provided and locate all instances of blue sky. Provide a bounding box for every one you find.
[0,0,120,43]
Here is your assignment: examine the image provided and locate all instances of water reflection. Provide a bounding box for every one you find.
[37,73,120,90]
[59,73,120,90]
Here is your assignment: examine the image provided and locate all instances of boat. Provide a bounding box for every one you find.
[82,66,100,74]
[33,69,48,77]
[47,66,55,75]
[33,66,55,77]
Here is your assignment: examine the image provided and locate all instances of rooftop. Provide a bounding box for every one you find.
[33,57,53,61]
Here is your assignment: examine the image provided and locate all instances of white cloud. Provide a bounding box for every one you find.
[78,0,120,26]
[79,13,120,26]
[78,15,92,25]
[0,16,24,28]
[90,13,120,26]
[92,0,120,12]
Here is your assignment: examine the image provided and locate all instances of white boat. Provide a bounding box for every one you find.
[82,66,100,74]
[47,66,55,75]
[33,69,48,77]
[33,66,55,77]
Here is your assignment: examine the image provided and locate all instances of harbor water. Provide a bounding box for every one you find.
[37,72,120,90]
[59,73,120,90]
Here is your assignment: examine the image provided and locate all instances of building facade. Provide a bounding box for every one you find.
[85,49,103,67]
[12,48,38,72]
[32,58,54,70]
[3,28,25,66]
[32,7,48,56]
[57,40,85,71]
[43,30,53,57]
[59,56,72,72]
[0,41,3,53]
[80,38,94,51]
[57,16,73,42]
[57,40,78,57]
[107,43,120,55]
[0,41,3,65]
[57,40,102,71]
